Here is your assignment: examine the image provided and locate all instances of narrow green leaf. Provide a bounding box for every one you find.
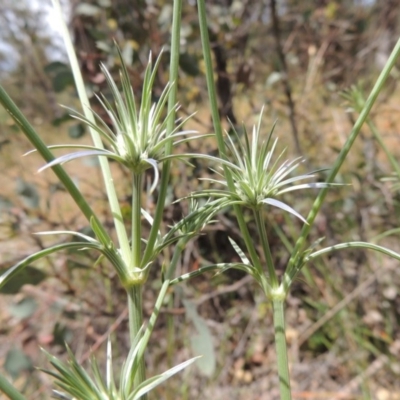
[0,243,99,291]
[130,357,200,400]
[228,237,250,265]
[90,216,113,248]
[262,198,307,224]
[38,149,118,172]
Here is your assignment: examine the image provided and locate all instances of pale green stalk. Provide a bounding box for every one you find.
[254,210,278,289]
[128,172,146,393]
[127,285,146,392]
[132,174,143,272]
[142,0,182,269]
[128,0,183,393]
[196,0,262,274]
[197,1,290,397]
[272,298,291,400]
[135,280,171,362]
[0,85,110,240]
[273,37,400,400]
[51,0,131,265]
[284,36,400,288]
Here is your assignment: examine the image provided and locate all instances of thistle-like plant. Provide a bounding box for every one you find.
[199,109,334,223]
[43,329,198,400]
[35,48,199,191]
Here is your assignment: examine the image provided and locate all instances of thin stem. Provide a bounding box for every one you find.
[305,241,400,264]
[165,237,187,281]
[166,295,175,370]
[196,0,262,272]
[132,173,143,272]
[0,85,111,242]
[129,173,145,395]
[136,279,170,362]
[51,0,131,265]
[0,373,28,400]
[272,298,292,400]
[284,36,400,289]
[127,285,146,395]
[254,210,278,289]
[142,0,182,269]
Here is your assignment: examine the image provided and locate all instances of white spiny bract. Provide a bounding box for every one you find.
[204,109,332,223]
[37,49,197,188]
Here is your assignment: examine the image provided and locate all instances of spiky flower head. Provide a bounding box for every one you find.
[36,48,197,190]
[202,109,334,223]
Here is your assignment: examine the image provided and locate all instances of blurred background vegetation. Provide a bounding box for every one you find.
[1,0,400,399]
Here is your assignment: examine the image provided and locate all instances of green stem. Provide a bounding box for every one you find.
[166,295,175,370]
[129,173,145,395]
[0,85,111,242]
[165,237,187,281]
[272,298,292,400]
[51,0,131,265]
[142,0,182,269]
[132,174,143,273]
[136,279,170,362]
[284,36,400,289]
[254,210,278,289]
[127,285,146,395]
[306,241,400,264]
[0,373,27,400]
[196,0,262,273]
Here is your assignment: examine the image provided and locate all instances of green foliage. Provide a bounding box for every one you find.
[198,112,336,222]
[1,0,400,399]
